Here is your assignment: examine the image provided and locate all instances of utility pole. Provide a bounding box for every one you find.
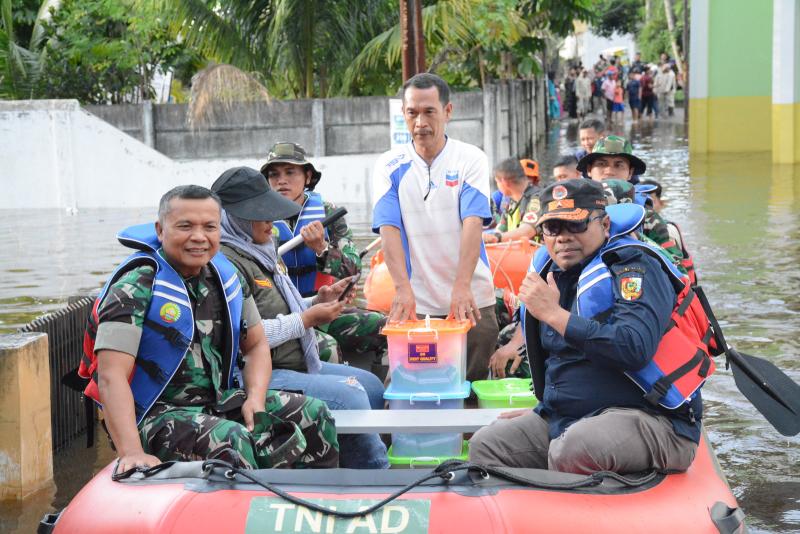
[400,0,426,81]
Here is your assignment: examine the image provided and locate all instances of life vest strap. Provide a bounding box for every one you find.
[143,317,192,347]
[675,288,695,317]
[136,357,169,383]
[643,348,706,407]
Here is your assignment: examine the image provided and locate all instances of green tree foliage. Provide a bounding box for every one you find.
[345,0,595,94]
[591,0,642,39]
[589,0,685,65]
[0,0,58,100]
[638,1,684,64]
[150,0,400,99]
[38,0,193,103]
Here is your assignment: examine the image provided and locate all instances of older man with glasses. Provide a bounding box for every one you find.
[471,179,716,475]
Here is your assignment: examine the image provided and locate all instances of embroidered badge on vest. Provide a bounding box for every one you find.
[159,302,181,323]
[445,170,459,187]
[254,278,273,288]
[620,275,643,301]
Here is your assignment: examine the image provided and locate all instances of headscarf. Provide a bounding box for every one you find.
[219,209,321,374]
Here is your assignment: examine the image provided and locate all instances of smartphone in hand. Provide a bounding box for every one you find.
[337,274,361,302]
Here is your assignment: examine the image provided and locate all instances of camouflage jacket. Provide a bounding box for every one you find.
[642,209,688,275]
[94,263,261,409]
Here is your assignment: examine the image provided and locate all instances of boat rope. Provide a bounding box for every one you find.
[177,459,663,519]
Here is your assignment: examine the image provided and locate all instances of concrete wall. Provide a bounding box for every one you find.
[2,81,544,209]
[85,91,491,161]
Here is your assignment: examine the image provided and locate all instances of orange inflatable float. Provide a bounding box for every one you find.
[46,434,743,534]
[364,240,539,314]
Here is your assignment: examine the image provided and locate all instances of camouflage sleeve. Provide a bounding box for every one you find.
[94,265,156,356]
[521,198,541,227]
[642,211,687,274]
[317,201,360,278]
[497,211,509,233]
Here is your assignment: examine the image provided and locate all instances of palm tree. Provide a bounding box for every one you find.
[0,0,57,99]
[342,0,529,92]
[148,0,396,98]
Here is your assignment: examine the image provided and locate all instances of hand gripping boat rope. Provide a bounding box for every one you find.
[112,459,662,519]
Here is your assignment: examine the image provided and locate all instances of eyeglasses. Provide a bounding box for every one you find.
[541,215,605,237]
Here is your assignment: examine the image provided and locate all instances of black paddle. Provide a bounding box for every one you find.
[695,286,800,436]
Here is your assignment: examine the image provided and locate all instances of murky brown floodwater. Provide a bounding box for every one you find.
[1,111,798,532]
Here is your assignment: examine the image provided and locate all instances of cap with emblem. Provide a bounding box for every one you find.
[211,166,301,222]
[260,142,322,191]
[536,178,608,225]
[576,135,647,176]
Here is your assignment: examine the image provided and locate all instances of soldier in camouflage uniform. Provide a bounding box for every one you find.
[483,158,543,331]
[578,136,688,275]
[261,142,387,364]
[92,186,338,473]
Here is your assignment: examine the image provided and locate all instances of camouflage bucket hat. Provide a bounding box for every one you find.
[260,142,322,191]
[576,135,647,176]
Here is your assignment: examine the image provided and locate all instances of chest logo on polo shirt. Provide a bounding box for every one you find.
[254,278,273,288]
[159,302,181,323]
[445,170,459,187]
[620,275,643,301]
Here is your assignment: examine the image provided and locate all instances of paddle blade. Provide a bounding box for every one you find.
[729,350,800,436]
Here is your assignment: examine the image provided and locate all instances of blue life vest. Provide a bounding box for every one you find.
[80,223,243,425]
[274,192,329,296]
[521,204,715,410]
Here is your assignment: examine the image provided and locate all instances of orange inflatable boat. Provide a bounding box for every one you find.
[365,240,539,314]
[44,434,744,533]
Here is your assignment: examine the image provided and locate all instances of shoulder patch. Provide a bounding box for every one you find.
[620,274,643,301]
[523,211,539,224]
[253,278,272,288]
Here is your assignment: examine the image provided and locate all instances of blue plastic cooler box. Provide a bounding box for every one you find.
[384,381,471,458]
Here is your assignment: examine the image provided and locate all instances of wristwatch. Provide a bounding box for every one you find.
[494,231,503,243]
[316,242,330,258]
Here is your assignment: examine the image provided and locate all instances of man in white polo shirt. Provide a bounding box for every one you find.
[372,73,499,382]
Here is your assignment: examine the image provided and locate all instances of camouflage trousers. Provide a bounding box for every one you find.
[496,321,531,379]
[138,389,339,470]
[316,307,387,361]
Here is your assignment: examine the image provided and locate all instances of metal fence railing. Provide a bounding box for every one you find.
[19,297,94,453]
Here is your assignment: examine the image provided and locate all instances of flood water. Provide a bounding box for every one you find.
[1,112,799,532]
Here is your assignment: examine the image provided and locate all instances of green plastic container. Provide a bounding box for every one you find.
[387,441,469,469]
[471,378,538,409]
